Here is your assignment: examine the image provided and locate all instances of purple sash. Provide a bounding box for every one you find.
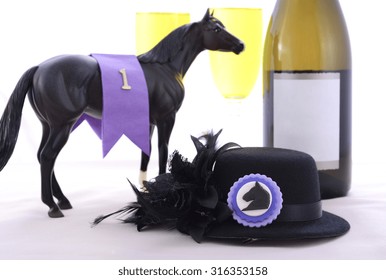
[73,54,150,157]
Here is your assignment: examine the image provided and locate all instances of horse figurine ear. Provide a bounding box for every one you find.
[203,8,212,21]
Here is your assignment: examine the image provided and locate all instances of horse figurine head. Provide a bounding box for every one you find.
[138,9,245,75]
[200,9,245,55]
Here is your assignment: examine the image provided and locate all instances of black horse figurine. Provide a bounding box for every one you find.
[0,9,244,218]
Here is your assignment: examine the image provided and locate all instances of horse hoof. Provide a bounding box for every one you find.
[48,207,64,218]
[58,199,73,210]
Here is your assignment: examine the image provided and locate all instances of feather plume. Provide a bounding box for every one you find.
[93,130,240,243]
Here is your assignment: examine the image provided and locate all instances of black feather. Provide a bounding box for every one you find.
[93,130,240,242]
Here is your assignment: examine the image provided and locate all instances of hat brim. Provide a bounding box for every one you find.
[205,211,350,241]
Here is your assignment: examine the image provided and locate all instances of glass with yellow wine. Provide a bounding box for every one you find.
[208,7,263,144]
[209,8,262,100]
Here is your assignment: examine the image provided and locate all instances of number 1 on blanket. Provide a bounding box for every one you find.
[119,68,132,90]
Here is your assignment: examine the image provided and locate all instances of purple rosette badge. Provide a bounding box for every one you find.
[227,174,283,228]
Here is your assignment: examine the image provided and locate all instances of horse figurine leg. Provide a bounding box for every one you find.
[37,121,72,211]
[37,122,74,218]
[139,116,175,188]
[156,116,176,174]
[139,124,155,188]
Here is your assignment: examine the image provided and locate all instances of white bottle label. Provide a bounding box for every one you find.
[273,72,340,170]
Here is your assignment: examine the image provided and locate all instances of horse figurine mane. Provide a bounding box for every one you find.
[0,9,244,218]
[138,23,192,64]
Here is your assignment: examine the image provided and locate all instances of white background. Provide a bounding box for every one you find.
[0,0,385,265]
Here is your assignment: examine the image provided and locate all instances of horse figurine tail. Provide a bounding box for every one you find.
[0,66,38,171]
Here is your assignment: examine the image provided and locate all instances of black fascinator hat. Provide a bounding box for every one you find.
[94,131,350,243]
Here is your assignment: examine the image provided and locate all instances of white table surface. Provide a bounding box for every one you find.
[0,159,384,260]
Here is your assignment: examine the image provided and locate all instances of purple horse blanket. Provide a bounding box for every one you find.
[73,54,150,157]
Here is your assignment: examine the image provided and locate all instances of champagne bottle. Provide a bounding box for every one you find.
[263,0,352,198]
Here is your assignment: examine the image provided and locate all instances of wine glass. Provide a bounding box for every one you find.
[208,8,263,143]
[135,12,190,55]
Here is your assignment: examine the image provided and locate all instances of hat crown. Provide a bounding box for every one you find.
[213,147,321,206]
